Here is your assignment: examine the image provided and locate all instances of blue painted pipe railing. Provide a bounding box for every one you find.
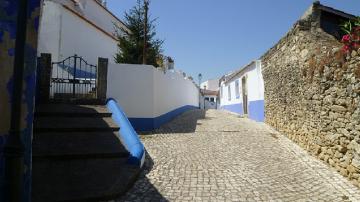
[106,98,145,167]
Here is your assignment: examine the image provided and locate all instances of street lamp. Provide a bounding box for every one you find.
[198,73,202,109]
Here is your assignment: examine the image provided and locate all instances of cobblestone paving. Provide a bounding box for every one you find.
[118,110,360,202]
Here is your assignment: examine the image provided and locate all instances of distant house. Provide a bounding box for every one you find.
[200,79,220,109]
[201,79,219,92]
[38,0,129,64]
[219,60,264,122]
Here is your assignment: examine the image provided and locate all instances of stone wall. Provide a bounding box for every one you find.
[261,7,360,186]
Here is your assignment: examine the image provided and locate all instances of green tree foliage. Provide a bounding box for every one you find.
[341,17,360,34]
[114,0,163,67]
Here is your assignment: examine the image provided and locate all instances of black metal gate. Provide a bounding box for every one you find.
[50,55,98,100]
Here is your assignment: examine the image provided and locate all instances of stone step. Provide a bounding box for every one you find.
[47,98,105,105]
[34,117,120,132]
[35,104,111,117]
[32,158,140,202]
[33,132,128,159]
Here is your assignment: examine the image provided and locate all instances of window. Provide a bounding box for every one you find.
[205,97,210,101]
[235,80,240,99]
[210,97,215,102]
[228,85,231,101]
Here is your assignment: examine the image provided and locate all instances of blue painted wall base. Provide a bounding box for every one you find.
[248,100,265,122]
[129,105,198,131]
[221,100,264,122]
[220,103,244,115]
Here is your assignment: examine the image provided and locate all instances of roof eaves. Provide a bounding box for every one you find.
[317,4,357,20]
[92,0,130,33]
[224,60,256,84]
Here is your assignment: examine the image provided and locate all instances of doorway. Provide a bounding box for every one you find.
[242,77,248,114]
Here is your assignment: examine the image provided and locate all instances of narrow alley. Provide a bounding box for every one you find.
[118,110,360,202]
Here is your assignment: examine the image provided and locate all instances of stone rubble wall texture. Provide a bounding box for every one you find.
[0,0,41,201]
[261,8,360,187]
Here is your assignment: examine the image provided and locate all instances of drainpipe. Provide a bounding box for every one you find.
[4,0,29,201]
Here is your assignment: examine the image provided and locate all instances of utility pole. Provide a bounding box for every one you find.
[142,0,149,64]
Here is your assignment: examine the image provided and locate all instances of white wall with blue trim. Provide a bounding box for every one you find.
[107,64,199,131]
[37,0,127,65]
[220,60,265,122]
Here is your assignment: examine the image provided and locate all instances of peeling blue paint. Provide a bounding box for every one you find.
[24,44,37,75]
[8,48,15,56]
[0,0,40,201]
[28,0,39,18]
[0,135,8,201]
[34,16,39,30]
[6,77,14,103]
[3,0,18,16]
[0,30,3,42]
[0,22,17,39]
[22,72,36,202]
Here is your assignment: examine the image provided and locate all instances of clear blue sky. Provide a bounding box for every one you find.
[107,0,360,81]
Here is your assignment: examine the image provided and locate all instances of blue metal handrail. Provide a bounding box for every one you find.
[106,98,145,167]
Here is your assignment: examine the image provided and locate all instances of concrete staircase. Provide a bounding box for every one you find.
[32,104,140,202]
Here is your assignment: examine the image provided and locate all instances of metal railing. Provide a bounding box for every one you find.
[50,55,98,100]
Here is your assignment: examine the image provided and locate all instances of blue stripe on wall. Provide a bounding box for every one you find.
[221,100,264,122]
[129,105,198,131]
[220,103,244,115]
[248,100,265,122]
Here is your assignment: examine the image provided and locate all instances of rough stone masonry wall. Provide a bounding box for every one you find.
[261,18,360,186]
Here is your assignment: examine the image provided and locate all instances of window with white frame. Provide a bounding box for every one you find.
[235,80,240,99]
[228,85,231,101]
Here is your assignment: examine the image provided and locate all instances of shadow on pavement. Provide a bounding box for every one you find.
[118,151,168,202]
[151,109,206,134]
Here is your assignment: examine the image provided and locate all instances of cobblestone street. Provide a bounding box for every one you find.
[118,110,360,202]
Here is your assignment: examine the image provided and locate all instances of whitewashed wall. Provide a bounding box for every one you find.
[200,79,219,91]
[38,0,120,65]
[107,64,199,119]
[75,0,127,35]
[153,69,199,117]
[60,9,117,64]
[219,60,265,121]
[38,1,63,62]
[220,61,263,106]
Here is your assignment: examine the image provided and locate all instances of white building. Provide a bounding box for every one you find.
[37,0,201,131]
[219,60,265,122]
[200,79,220,109]
[200,79,219,91]
[38,0,129,64]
